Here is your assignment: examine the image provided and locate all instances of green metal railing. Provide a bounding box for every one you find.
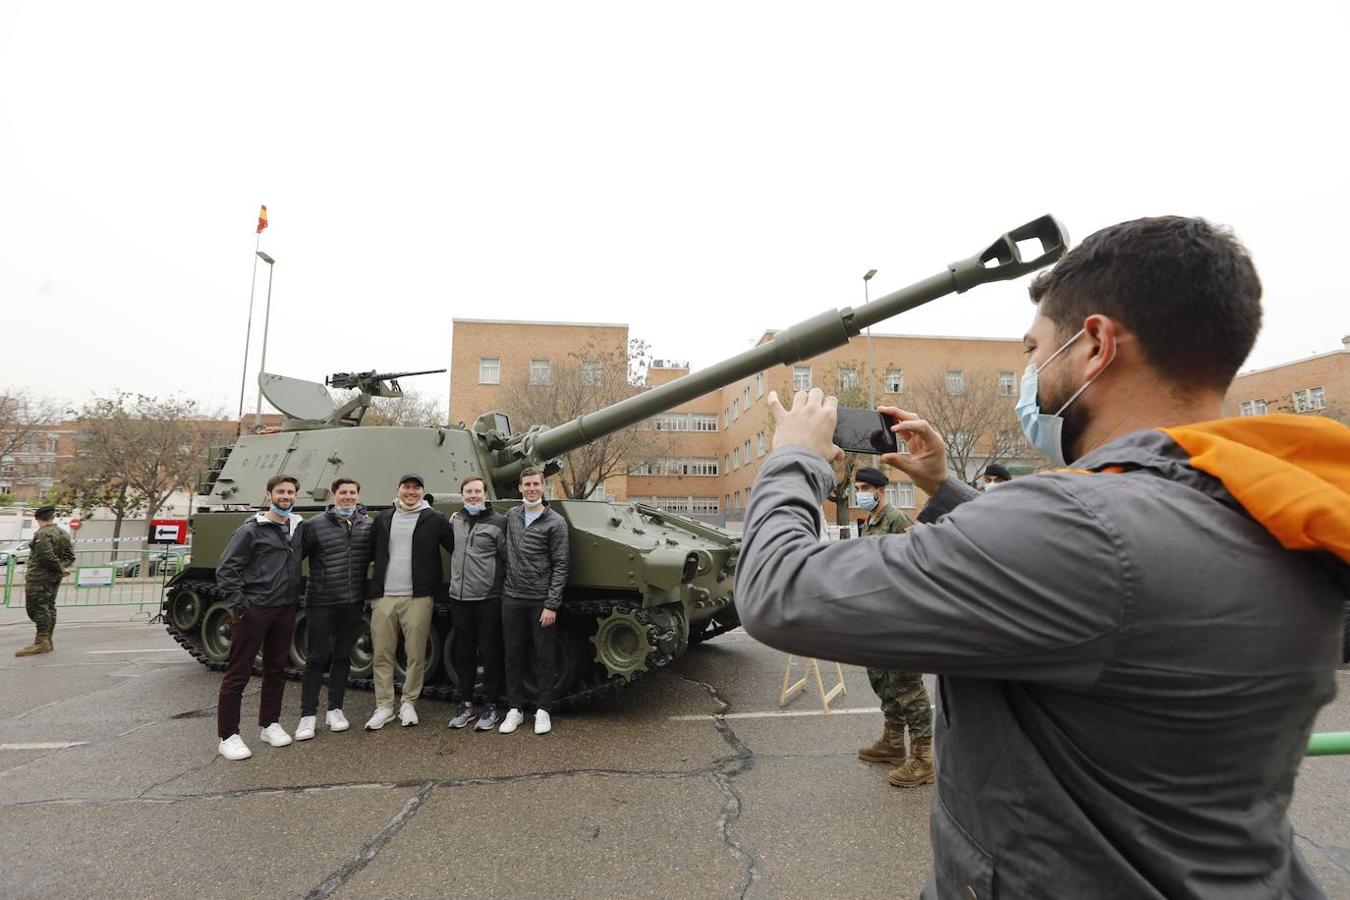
[2,545,189,619]
[1307,732,1350,757]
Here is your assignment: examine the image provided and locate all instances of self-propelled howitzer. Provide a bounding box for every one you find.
[160,215,1067,706]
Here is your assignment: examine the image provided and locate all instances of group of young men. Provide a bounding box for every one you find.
[214,466,568,761]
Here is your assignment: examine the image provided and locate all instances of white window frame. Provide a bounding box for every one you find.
[998,371,1015,396]
[884,369,904,394]
[839,367,859,391]
[886,482,916,508]
[732,398,740,421]
[478,357,501,384]
[945,370,965,395]
[1239,399,1269,417]
[529,359,551,386]
[581,359,602,386]
[793,365,812,391]
[1292,387,1326,412]
[754,373,765,398]
[756,432,766,457]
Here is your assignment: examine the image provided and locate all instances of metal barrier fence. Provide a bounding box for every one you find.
[2,544,190,619]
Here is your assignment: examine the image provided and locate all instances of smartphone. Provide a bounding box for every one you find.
[832,406,899,455]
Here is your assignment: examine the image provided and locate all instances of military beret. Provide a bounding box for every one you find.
[983,464,1012,481]
[854,467,888,487]
[34,506,58,520]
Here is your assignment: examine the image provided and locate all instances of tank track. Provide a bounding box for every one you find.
[163,580,692,709]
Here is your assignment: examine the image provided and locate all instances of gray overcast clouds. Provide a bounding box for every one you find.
[1,2,1345,415]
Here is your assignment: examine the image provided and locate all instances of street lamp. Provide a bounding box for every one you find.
[253,251,276,427]
[863,269,877,411]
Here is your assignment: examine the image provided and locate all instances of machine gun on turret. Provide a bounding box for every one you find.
[323,369,447,427]
[254,368,447,430]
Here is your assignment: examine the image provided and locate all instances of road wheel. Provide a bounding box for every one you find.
[289,610,309,669]
[169,587,206,633]
[200,602,234,663]
[349,613,375,679]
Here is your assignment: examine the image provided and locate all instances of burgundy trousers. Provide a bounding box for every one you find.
[217,605,298,740]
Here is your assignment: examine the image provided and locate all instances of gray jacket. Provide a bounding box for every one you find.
[448,505,508,602]
[737,426,1348,899]
[502,504,569,609]
[216,513,305,613]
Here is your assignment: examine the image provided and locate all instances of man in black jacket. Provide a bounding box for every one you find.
[499,467,570,737]
[215,474,304,761]
[295,477,373,741]
[446,475,509,732]
[365,473,454,730]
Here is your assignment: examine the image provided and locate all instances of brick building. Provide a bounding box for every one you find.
[1224,337,1349,424]
[450,318,1037,526]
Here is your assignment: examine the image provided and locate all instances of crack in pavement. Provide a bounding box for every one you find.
[305,781,437,900]
[1295,832,1350,879]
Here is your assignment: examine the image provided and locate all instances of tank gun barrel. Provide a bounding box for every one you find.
[499,215,1067,483]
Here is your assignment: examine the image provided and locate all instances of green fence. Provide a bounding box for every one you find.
[2,544,190,619]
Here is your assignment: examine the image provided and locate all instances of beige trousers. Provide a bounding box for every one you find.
[370,595,433,709]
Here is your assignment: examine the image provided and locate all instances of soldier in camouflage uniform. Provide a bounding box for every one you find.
[15,506,74,657]
[851,468,935,787]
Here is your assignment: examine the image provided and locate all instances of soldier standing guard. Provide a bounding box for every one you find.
[851,467,935,787]
[15,506,74,657]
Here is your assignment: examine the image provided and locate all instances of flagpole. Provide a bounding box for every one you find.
[235,230,262,438]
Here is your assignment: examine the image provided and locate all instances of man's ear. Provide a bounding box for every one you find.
[1082,314,1121,379]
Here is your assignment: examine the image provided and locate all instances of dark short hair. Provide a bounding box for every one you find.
[460,475,486,492]
[34,506,57,521]
[519,466,543,483]
[983,464,1012,482]
[1029,216,1262,391]
[266,475,300,492]
[331,477,361,493]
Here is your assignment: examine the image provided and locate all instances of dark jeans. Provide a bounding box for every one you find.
[450,597,505,705]
[300,603,363,717]
[502,596,557,712]
[217,605,297,740]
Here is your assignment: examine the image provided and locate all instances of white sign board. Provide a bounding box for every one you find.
[154,524,181,542]
[76,566,115,588]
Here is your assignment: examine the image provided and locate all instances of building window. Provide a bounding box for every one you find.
[478,357,501,384]
[723,409,729,429]
[529,359,551,385]
[756,432,766,457]
[644,413,719,432]
[743,440,751,463]
[886,482,916,508]
[839,367,859,391]
[629,458,719,476]
[732,447,741,469]
[884,369,904,394]
[998,371,1015,396]
[743,386,750,408]
[1292,387,1326,412]
[945,370,965,395]
[732,398,740,421]
[581,360,602,386]
[734,490,741,510]
[793,366,812,391]
[754,373,765,398]
[1239,399,1269,417]
[724,454,730,473]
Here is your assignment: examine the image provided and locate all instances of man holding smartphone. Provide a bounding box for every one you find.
[851,467,933,788]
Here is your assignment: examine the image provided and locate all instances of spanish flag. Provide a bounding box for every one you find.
[256,205,269,234]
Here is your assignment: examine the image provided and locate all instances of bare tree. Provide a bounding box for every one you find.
[500,340,671,499]
[331,388,447,427]
[908,368,1025,486]
[57,394,231,550]
[0,389,63,499]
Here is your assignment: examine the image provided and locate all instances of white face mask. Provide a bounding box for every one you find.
[982,481,1001,492]
[1015,328,1112,466]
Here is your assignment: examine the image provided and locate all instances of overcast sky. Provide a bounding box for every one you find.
[2,2,1345,418]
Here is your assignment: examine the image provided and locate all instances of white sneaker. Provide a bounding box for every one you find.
[326,709,350,732]
[399,701,419,727]
[534,709,552,735]
[218,734,252,761]
[365,707,396,730]
[499,708,525,734]
[295,716,317,741]
[259,723,293,747]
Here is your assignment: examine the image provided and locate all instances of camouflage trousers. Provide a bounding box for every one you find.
[24,578,59,635]
[867,667,932,739]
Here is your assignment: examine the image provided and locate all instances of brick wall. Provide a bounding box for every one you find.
[1225,342,1349,424]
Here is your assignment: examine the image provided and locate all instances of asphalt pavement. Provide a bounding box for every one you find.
[1,612,1347,899]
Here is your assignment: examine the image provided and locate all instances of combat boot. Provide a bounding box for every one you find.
[858,721,907,766]
[14,632,50,657]
[888,735,935,787]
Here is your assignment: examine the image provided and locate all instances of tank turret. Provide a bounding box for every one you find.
[162,215,1067,706]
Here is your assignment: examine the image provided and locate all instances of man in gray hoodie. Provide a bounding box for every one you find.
[365,474,454,730]
[735,217,1350,898]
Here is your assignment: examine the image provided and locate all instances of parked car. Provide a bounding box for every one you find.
[110,546,191,578]
[0,540,30,568]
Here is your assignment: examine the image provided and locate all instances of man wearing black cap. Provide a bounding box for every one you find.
[981,464,1013,491]
[14,507,73,657]
[365,474,454,730]
[852,467,935,788]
